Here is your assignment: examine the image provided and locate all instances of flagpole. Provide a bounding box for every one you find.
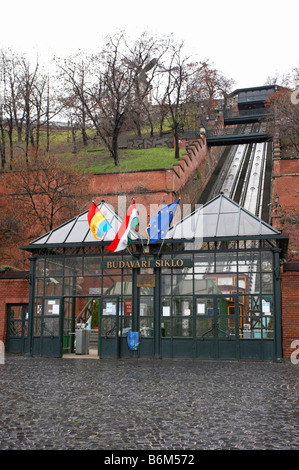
[156,237,166,259]
[155,197,180,259]
[126,246,134,259]
[139,229,146,255]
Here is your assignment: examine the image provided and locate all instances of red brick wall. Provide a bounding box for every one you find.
[0,276,29,343]
[270,138,299,359]
[88,136,224,228]
[89,136,211,205]
[270,138,299,261]
[281,269,299,359]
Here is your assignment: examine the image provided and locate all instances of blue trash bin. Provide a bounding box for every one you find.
[127,331,139,350]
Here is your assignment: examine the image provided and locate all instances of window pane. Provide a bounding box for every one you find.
[103,275,122,295]
[238,252,260,271]
[161,297,171,337]
[262,273,273,293]
[172,274,193,295]
[76,276,101,296]
[161,275,171,295]
[8,305,23,337]
[44,299,60,315]
[101,317,117,336]
[121,298,132,336]
[84,257,102,276]
[261,252,273,272]
[194,253,214,273]
[195,275,224,295]
[173,316,193,337]
[43,317,59,336]
[35,259,45,277]
[196,317,214,337]
[140,297,154,337]
[172,297,192,337]
[45,259,64,277]
[262,315,274,339]
[45,277,63,296]
[216,252,237,272]
[240,295,264,339]
[102,256,122,275]
[35,278,44,296]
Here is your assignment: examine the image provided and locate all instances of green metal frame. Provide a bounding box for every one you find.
[20,217,287,361]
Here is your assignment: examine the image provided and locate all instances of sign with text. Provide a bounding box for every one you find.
[102,258,192,270]
[137,274,156,287]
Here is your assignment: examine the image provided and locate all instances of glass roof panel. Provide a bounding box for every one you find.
[216,213,239,236]
[202,198,222,214]
[168,194,281,240]
[238,211,262,236]
[31,233,51,245]
[261,224,279,235]
[45,220,76,244]
[219,197,239,213]
[65,220,90,243]
[29,194,281,247]
[170,213,197,240]
[202,214,219,238]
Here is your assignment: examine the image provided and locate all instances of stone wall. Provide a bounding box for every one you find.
[127,135,173,149]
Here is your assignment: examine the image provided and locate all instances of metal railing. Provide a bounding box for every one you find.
[206,123,268,138]
[76,297,95,324]
[224,108,269,118]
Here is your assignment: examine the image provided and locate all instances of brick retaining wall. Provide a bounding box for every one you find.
[0,273,29,344]
[281,266,299,359]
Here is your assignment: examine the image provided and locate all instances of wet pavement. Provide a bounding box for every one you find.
[0,354,298,451]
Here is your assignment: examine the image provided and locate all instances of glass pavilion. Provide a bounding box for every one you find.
[20,194,288,361]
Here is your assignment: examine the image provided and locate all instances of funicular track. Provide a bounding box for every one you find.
[200,138,272,295]
[206,141,269,218]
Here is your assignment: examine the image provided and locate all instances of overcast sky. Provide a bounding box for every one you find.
[1,0,298,90]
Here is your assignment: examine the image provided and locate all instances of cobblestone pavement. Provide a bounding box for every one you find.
[0,354,298,451]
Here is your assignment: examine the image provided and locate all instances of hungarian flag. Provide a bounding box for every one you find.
[88,202,112,240]
[107,199,139,252]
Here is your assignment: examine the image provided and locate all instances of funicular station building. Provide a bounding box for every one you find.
[3,84,297,362]
[13,193,288,362]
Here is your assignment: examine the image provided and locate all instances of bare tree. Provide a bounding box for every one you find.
[161,41,196,158]
[265,85,299,156]
[87,33,138,166]
[0,82,6,168]
[125,32,169,137]
[56,53,91,148]
[186,61,234,122]
[57,32,170,165]
[3,152,90,239]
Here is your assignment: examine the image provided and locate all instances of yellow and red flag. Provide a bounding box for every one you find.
[88,202,112,240]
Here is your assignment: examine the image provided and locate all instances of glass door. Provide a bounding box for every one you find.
[100,297,120,357]
[6,304,29,353]
[195,295,238,359]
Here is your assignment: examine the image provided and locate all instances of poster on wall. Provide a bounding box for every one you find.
[197,304,205,314]
[262,299,271,315]
[163,306,170,317]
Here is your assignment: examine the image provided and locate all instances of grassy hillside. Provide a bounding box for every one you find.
[9,128,186,173]
[61,146,186,173]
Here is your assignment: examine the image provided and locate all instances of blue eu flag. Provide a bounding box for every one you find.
[146,199,180,244]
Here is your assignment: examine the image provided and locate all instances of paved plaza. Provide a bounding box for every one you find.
[0,354,298,451]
